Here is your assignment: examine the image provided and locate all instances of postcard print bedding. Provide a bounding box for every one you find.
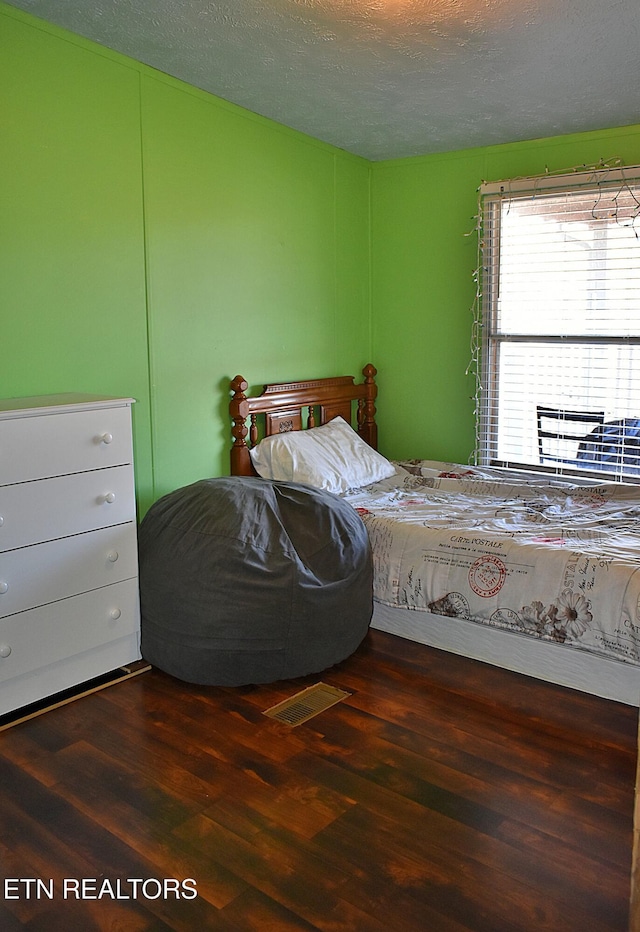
[344,461,640,666]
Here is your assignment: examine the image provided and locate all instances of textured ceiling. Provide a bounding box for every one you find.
[7,0,640,160]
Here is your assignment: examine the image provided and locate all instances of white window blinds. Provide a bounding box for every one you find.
[475,166,640,481]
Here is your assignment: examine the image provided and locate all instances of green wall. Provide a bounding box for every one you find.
[1,3,371,513]
[371,125,640,463]
[4,1,640,506]
[141,73,371,499]
[1,7,152,501]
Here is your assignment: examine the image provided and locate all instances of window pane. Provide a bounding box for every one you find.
[496,189,640,337]
[492,342,640,466]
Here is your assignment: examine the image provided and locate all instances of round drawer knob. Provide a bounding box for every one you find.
[101,432,113,445]
[104,492,116,504]
[107,551,119,563]
[109,608,122,621]
[0,644,11,659]
[0,581,8,594]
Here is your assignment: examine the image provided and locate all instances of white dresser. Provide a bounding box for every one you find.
[0,394,141,717]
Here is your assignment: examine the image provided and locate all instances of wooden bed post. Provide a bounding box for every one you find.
[229,375,254,477]
[359,363,378,450]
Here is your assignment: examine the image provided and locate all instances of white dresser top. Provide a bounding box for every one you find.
[0,394,135,419]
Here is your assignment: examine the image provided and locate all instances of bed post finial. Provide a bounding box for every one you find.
[360,363,378,449]
[229,375,254,476]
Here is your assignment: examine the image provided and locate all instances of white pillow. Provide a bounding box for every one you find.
[249,416,395,494]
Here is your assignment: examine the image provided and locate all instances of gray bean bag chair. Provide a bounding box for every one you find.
[138,477,372,685]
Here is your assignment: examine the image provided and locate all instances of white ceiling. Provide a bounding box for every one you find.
[7,0,640,161]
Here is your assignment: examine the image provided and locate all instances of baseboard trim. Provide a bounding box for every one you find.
[0,660,151,731]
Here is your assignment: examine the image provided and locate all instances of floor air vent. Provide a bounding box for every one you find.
[263,682,351,726]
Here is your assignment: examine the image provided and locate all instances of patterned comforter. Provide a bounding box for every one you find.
[343,460,640,666]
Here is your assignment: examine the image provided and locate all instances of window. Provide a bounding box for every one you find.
[475,166,640,481]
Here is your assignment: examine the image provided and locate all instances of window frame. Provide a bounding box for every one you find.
[475,165,640,481]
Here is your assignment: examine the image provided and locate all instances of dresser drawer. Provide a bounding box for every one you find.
[0,405,133,485]
[0,523,138,619]
[0,465,135,552]
[0,578,140,684]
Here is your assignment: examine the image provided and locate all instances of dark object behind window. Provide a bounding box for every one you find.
[577,418,640,478]
[537,406,605,467]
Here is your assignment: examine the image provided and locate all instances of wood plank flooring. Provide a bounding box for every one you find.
[0,629,636,931]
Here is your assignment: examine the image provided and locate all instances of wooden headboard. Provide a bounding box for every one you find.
[229,363,378,476]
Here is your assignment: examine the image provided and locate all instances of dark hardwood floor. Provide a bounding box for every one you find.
[0,629,636,931]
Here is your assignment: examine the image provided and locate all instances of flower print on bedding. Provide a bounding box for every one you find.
[348,460,640,666]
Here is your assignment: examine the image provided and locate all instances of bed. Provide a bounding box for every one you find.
[229,365,640,706]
